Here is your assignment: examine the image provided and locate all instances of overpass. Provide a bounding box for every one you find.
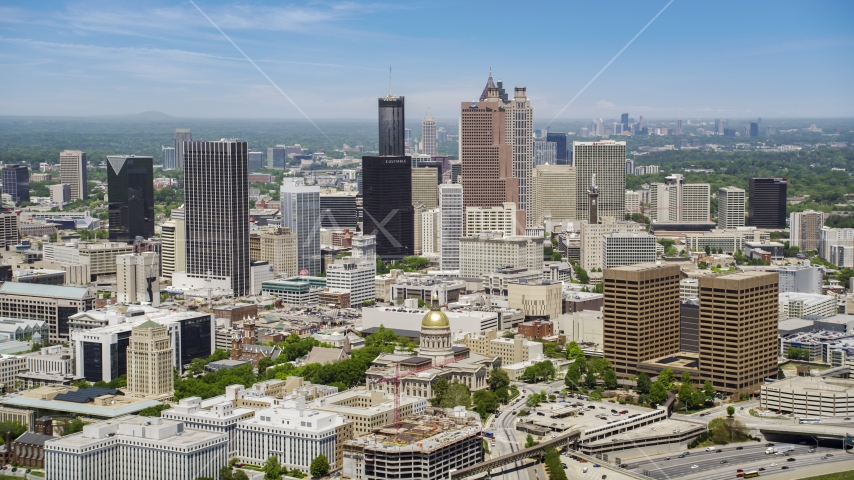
[758,423,853,440]
[449,429,581,480]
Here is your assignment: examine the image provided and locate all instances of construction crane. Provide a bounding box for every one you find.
[371,354,467,428]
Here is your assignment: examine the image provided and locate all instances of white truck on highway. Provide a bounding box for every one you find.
[765,444,795,455]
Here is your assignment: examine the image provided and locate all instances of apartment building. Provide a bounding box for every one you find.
[580,218,645,271]
[465,203,518,237]
[790,210,825,252]
[717,186,746,229]
[601,232,657,269]
[532,165,577,225]
[454,329,543,364]
[458,233,543,278]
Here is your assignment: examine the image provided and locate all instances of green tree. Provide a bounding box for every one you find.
[441,383,471,408]
[565,341,584,361]
[487,368,510,391]
[603,368,618,390]
[584,371,597,388]
[565,363,581,390]
[139,404,170,417]
[727,406,735,417]
[649,381,667,405]
[703,380,716,399]
[636,372,652,395]
[473,390,500,419]
[233,471,250,480]
[524,434,538,448]
[680,371,692,386]
[658,369,675,390]
[430,378,450,406]
[587,357,612,375]
[65,417,88,435]
[219,466,234,480]
[0,421,27,444]
[264,456,282,480]
[678,382,695,409]
[310,454,330,478]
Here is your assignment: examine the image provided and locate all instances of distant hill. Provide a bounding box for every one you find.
[122,111,176,121]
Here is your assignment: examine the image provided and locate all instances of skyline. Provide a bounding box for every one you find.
[0,1,851,120]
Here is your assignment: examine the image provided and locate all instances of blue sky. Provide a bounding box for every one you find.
[0,0,852,120]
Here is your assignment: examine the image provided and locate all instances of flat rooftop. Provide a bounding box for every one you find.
[582,418,701,446]
[344,413,480,453]
[639,352,700,371]
[763,376,854,394]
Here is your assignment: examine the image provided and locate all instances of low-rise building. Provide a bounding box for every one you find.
[21,345,73,376]
[458,233,543,279]
[454,330,543,364]
[760,376,854,417]
[362,306,499,335]
[260,277,327,305]
[0,386,162,421]
[507,279,562,320]
[501,356,571,381]
[517,320,554,340]
[313,389,427,438]
[779,292,836,320]
[162,397,255,456]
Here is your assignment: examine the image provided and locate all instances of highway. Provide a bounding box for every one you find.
[490,390,533,480]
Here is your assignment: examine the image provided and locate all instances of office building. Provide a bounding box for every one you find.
[44,242,134,278]
[508,280,562,320]
[362,156,413,261]
[266,146,286,170]
[279,177,320,275]
[116,253,159,306]
[160,207,185,280]
[162,397,255,457]
[459,233,543,278]
[601,232,657,269]
[0,212,18,249]
[422,108,437,156]
[439,183,463,271]
[327,260,375,307]
[749,122,759,137]
[460,89,521,228]
[0,283,95,345]
[49,183,70,207]
[421,208,441,255]
[603,263,681,378]
[532,165,577,225]
[533,141,557,166]
[465,203,517,237]
[313,390,426,438]
[573,141,626,221]
[647,174,710,223]
[319,193,357,230]
[106,155,154,242]
[749,178,787,228]
[412,167,439,209]
[455,330,543,364]
[247,150,264,171]
[44,416,228,480]
[126,320,173,397]
[504,87,534,227]
[717,186,746,229]
[680,298,700,353]
[379,92,405,156]
[621,113,630,132]
[546,132,567,163]
[59,150,87,201]
[790,210,824,252]
[625,190,640,214]
[580,218,645,271]
[698,272,778,394]
[2,165,28,205]
[161,145,177,170]
[449,161,461,184]
[174,128,192,170]
[779,292,836,320]
[182,140,249,296]
[250,226,298,277]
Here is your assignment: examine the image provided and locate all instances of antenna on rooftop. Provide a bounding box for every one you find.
[389,66,393,97]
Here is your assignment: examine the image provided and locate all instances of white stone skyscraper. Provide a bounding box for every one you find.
[647,174,710,223]
[116,252,160,306]
[439,183,463,271]
[422,108,437,156]
[280,178,321,275]
[573,140,626,221]
[505,87,534,227]
[127,320,173,397]
[718,186,746,229]
[174,129,192,170]
[59,150,88,201]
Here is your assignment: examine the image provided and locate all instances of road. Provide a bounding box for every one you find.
[490,390,532,480]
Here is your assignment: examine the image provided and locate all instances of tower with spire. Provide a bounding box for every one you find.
[378,67,405,156]
[422,108,437,156]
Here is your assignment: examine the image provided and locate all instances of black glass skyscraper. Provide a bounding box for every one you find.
[378,95,405,156]
[749,178,787,228]
[749,122,759,138]
[620,113,629,131]
[546,133,567,164]
[1,165,29,206]
[362,156,413,260]
[107,155,154,242]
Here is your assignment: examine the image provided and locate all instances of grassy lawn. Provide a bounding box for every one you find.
[802,472,854,480]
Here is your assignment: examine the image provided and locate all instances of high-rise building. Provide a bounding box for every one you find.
[646,174,710,223]
[280,178,321,275]
[161,207,185,280]
[422,108,437,156]
[351,234,376,265]
[790,210,825,253]
[717,186,746,229]
[625,190,641,214]
[1,164,29,205]
[714,119,721,135]
[378,94,405,156]
[412,167,439,209]
[459,233,543,278]
[580,218,646,271]
[250,226,298,277]
[126,320,174,397]
[319,193,357,230]
[546,133,567,164]
[267,146,286,170]
[698,272,779,394]
[620,113,629,132]
[439,183,463,271]
[532,165,576,225]
[573,141,626,221]
[247,150,264,171]
[362,156,413,261]
[603,263,681,378]
[327,260,375,307]
[162,145,177,170]
[749,178,787,228]
[421,208,441,255]
[184,140,249,296]
[59,150,87,201]
[749,122,759,138]
[174,129,192,170]
[449,161,461,184]
[107,155,154,242]
[116,252,160,305]
[602,233,657,269]
[533,141,557,166]
[505,87,534,227]
[676,118,683,135]
[465,203,517,237]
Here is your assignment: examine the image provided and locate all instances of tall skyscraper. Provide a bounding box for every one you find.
[439,184,463,271]
[790,210,825,252]
[505,87,534,226]
[280,178,321,275]
[378,94,405,156]
[161,146,177,170]
[1,165,29,205]
[647,174,710,223]
[116,252,160,305]
[161,206,185,280]
[718,186,746,229]
[174,129,192,170]
[532,165,576,225]
[749,178,787,228]
[412,167,439,209]
[620,113,629,131]
[267,146,286,170]
[422,109,437,156]
[362,156,413,260]
[714,119,721,134]
[546,133,567,164]
[107,155,154,242]
[573,140,626,221]
[749,122,759,138]
[184,140,249,296]
[126,320,173,397]
[533,141,557,166]
[59,150,87,201]
[676,118,683,135]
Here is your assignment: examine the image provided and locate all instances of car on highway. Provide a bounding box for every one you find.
[720,460,728,464]
[769,463,777,467]
[846,417,852,420]
[766,443,774,447]
[787,458,795,462]
[736,469,743,473]
[664,457,670,461]
[827,454,834,457]
[593,464,601,467]
[782,466,789,470]
[809,448,816,453]
[758,468,765,471]
[690,465,699,469]
[736,447,744,450]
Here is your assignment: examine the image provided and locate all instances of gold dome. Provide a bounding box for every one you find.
[421,309,450,328]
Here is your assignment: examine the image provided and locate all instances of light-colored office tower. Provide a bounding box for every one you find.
[412,167,439,209]
[602,232,657,269]
[819,227,854,261]
[459,233,544,278]
[790,210,825,252]
[174,128,192,169]
[647,174,710,223]
[573,141,626,221]
[465,202,517,237]
[699,272,779,395]
[439,183,464,271]
[327,260,376,306]
[625,190,641,214]
[532,165,577,225]
[43,242,134,277]
[45,416,228,480]
[281,177,321,275]
[533,141,557,166]
[161,206,185,280]
[49,184,70,208]
[161,220,176,280]
[505,87,534,227]
[59,150,87,201]
[625,159,635,175]
[352,234,377,265]
[250,226,298,277]
[162,145,177,170]
[184,140,249,296]
[413,203,426,255]
[116,252,160,306]
[718,186,746,229]
[460,88,522,229]
[162,397,254,457]
[422,108,437,156]
[580,218,645,271]
[603,263,681,378]
[421,208,441,255]
[683,182,711,222]
[0,212,17,249]
[126,320,173,397]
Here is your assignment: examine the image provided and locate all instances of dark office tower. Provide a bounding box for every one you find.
[1,165,29,205]
[107,156,154,242]
[450,161,461,184]
[620,113,629,130]
[319,194,357,230]
[362,156,413,260]
[749,122,759,138]
[378,95,405,156]
[546,133,568,164]
[174,129,192,169]
[749,178,787,228]
[184,140,249,296]
[714,119,721,134]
